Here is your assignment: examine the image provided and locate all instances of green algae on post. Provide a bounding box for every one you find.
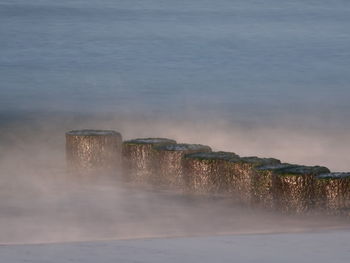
[183,151,240,194]
[271,164,330,214]
[122,138,176,183]
[153,143,212,188]
[66,129,122,174]
[315,172,350,216]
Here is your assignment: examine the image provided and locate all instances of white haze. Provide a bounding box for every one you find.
[0,115,349,245]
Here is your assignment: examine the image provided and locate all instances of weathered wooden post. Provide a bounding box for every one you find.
[184,153,281,203]
[227,157,281,205]
[254,163,291,210]
[272,165,330,214]
[183,151,240,194]
[153,143,212,188]
[122,138,176,183]
[66,129,122,175]
[315,172,350,216]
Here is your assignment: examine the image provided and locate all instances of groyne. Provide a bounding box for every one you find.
[66,129,350,216]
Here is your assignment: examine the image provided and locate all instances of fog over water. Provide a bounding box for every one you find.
[1,0,350,244]
[1,116,349,244]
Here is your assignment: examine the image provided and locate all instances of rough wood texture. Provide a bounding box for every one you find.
[122,138,176,183]
[66,129,122,174]
[315,173,350,216]
[153,144,212,188]
[183,153,281,205]
[228,157,281,205]
[271,165,330,214]
[254,164,291,210]
[183,151,240,194]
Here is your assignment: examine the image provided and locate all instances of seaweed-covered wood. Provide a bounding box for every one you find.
[227,157,281,205]
[122,138,176,183]
[153,143,212,188]
[315,173,350,215]
[183,152,240,194]
[66,129,122,174]
[271,165,330,214]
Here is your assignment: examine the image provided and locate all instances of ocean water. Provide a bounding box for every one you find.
[1,0,350,169]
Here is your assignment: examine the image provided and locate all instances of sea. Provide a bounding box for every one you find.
[1,0,350,169]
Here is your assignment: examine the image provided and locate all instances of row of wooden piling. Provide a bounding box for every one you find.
[65,129,350,216]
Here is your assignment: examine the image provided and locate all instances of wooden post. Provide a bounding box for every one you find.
[227,157,281,205]
[183,151,240,194]
[66,129,122,175]
[272,165,330,214]
[122,138,176,184]
[254,164,291,210]
[315,173,350,216]
[153,143,211,188]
